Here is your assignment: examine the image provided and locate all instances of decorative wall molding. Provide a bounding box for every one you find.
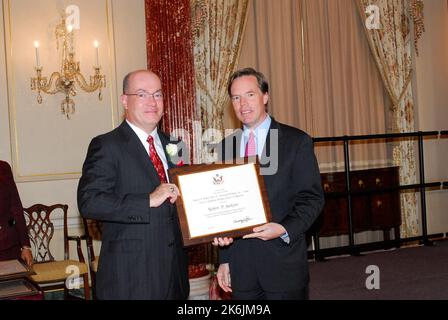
[3,0,118,182]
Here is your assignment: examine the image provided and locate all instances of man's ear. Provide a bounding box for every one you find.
[121,94,128,109]
[263,93,269,106]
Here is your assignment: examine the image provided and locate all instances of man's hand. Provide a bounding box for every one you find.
[242,222,286,241]
[212,237,233,247]
[216,263,232,292]
[20,248,33,266]
[149,183,180,207]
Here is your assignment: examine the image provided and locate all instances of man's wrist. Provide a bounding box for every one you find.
[21,246,32,251]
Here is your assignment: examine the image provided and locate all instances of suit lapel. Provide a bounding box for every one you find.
[158,132,176,169]
[118,122,161,184]
[260,118,284,168]
[222,129,243,161]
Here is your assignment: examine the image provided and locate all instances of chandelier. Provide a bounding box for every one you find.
[30,16,106,119]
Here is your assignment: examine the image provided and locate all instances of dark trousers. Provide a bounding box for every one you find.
[232,285,309,300]
[165,271,188,300]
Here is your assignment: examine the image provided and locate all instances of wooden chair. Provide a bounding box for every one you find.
[23,204,90,300]
[82,217,102,299]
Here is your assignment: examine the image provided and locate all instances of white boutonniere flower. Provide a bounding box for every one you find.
[166,143,178,158]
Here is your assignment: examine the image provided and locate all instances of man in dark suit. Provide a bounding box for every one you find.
[214,68,324,299]
[77,70,189,300]
[0,161,33,266]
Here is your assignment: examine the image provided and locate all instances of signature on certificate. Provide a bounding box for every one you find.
[233,216,253,224]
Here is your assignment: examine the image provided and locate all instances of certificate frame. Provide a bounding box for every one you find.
[0,278,41,300]
[168,160,272,246]
[0,259,34,281]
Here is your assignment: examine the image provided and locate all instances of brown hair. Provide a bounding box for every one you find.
[227,67,269,96]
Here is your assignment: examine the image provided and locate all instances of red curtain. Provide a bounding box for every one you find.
[145,0,197,157]
[145,0,210,280]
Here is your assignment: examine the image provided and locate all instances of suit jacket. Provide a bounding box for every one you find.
[218,118,324,292]
[0,161,30,259]
[77,121,189,300]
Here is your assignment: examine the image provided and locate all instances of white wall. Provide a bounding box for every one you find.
[0,2,11,162]
[413,0,448,235]
[0,0,147,260]
[111,0,148,121]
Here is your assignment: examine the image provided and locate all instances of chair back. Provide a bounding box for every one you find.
[81,217,102,299]
[23,204,69,263]
[82,218,102,279]
[83,218,102,241]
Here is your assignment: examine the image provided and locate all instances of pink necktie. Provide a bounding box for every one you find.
[147,135,167,183]
[245,131,256,157]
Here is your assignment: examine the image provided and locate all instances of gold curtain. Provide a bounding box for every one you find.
[233,0,307,133]
[191,0,249,163]
[236,0,389,172]
[301,0,389,172]
[357,0,421,237]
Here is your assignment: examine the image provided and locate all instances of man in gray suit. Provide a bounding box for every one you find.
[78,70,189,299]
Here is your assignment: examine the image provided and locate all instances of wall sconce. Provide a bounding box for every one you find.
[30,16,106,119]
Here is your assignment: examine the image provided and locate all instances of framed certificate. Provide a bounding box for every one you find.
[168,161,272,246]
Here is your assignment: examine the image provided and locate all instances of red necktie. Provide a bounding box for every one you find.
[147,135,167,183]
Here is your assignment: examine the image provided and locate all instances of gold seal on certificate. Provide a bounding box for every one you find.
[169,162,272,246]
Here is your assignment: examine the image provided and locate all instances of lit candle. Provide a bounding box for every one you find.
[66,25,74,53]
[93,40,99,67]
[33,41,40,67]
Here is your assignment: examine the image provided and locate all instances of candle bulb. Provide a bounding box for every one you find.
[93,40,99,67]
[67,25,74,54]
[33,41,40,67]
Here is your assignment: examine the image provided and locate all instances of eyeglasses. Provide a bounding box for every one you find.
[125,90,163,100]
